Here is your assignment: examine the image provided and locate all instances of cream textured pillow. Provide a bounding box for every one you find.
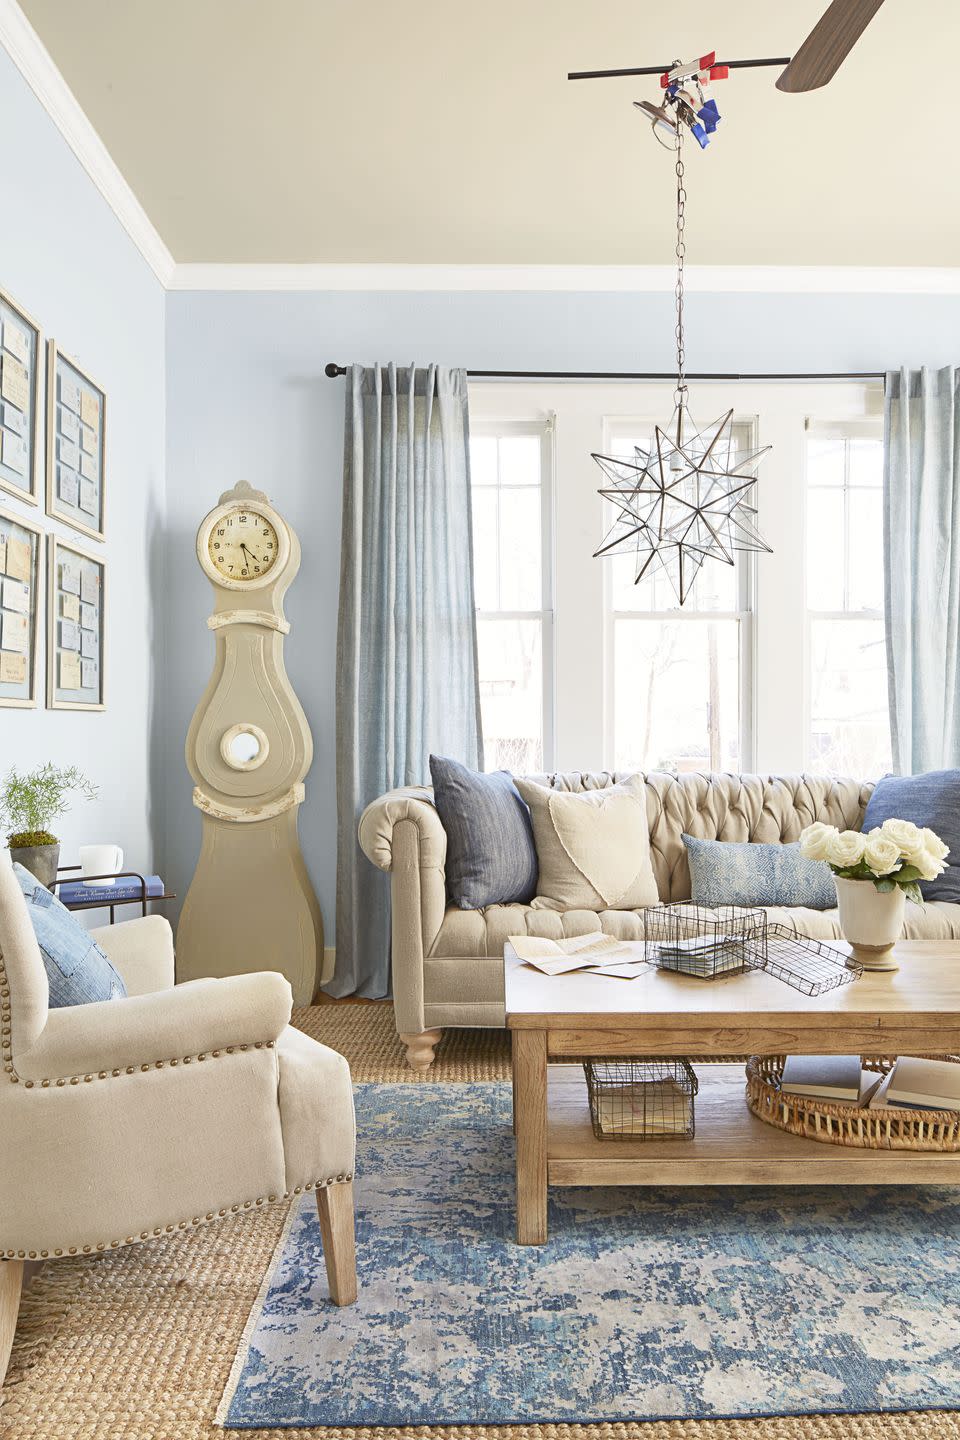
[514,774,660,911]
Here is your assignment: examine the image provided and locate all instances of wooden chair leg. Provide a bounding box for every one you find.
[316,1180,357,1306]
[399,1028,442,1072]
[0,1260,23,1388]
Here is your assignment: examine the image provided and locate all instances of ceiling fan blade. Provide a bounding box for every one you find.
[776,0,886,92]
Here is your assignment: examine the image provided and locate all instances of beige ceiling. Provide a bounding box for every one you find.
[18,0,960,266]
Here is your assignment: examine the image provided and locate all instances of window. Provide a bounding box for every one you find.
[806,422,891,779]
[604,420,754,774]
[468,381,885,779]
[469,421,553,772]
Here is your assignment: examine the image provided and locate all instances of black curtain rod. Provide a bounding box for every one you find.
[567,56,791,82]
[324,364,885,382]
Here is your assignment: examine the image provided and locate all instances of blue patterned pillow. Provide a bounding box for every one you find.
[682,835,836,910]
[14,863,126,1007]
[861,770,960,903]
[430,755,538,910]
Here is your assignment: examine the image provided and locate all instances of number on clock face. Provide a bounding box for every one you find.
[208,509,279,581]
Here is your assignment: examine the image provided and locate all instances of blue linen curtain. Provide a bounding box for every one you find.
[884,367,960,774]
[330,363,484,998]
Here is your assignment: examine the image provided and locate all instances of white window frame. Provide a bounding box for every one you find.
[804,415,887,775]
[468,381,884,777]
[469,415,556,771]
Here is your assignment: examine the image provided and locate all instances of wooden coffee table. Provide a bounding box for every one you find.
[505,939,960,1244]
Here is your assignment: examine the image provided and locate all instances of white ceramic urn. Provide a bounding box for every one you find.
[833,876,905,971]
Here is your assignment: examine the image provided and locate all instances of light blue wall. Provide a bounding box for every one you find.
[0,47,165,877]
[164,288,960,937]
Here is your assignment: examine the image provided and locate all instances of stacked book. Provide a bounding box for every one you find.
[780,1054,960,1111]
[57,874,165,905]
[780,1054,884,1106]
[868,1057,960,1112]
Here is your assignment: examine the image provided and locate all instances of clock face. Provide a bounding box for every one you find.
[207,508,280,583]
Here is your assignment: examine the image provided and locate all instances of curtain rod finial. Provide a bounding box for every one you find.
[325,362,346,378]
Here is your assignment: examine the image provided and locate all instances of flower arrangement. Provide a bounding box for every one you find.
[799,818,949,906]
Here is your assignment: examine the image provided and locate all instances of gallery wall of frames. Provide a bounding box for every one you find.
[0,283,106,712]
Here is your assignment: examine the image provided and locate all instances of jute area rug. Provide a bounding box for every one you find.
[3,1003,960,1440]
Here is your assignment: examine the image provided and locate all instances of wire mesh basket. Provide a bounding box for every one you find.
[583,1057,699,1141]
[644,903,767,978]
[763,923,863,995]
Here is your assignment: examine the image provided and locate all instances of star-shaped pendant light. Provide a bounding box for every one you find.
[592,70,772,604]
[593,401,772,604]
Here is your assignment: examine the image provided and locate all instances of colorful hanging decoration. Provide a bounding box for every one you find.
[592,58,772,606]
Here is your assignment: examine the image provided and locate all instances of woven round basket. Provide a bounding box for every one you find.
[745,1054,960,1151]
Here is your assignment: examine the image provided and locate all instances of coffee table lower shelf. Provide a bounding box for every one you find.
[518,1064,960,1242]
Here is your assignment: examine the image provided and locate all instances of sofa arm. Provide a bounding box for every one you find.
[90,915,175,996]
[358,787,448,1036]
[358,786,447,874]
[15,971,292,1083]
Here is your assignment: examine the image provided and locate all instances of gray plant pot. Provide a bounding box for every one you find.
[9,841,61,890]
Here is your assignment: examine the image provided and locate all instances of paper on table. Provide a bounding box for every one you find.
[510,932,633,975]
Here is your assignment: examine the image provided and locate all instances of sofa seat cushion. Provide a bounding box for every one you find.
[428,899,960,959]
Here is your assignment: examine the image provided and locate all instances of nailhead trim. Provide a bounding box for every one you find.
[1,1174,355,1260]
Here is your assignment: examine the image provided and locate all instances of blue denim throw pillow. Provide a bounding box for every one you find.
[430,754,538,910]
[861,770,960,903]
[682,835,836,910]
[13,862,127,1006]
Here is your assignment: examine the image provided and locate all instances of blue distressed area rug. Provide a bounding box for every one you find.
[219,1082,960,1428]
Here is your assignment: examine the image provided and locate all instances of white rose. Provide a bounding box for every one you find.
[826,829,867,869]
[914,843,948,882]
[862,829,902,876]
[799,822,838,863]
[921,827,950,862]
[880,817,926,863]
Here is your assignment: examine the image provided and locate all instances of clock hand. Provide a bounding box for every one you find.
[240,542,262,566]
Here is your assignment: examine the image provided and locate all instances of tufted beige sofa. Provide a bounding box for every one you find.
[359,769,960,1070]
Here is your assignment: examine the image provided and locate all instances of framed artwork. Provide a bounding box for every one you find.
[0,287,41,506]
[46,342,106,542]
[47,535,105,710]
[0,505,43,707]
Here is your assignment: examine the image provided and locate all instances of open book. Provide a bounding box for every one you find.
[509,933,650,978]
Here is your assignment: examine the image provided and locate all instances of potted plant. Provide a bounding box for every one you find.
[800,818,950,971]
[1,764,99,888]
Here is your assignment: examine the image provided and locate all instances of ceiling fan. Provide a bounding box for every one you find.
[776,0,886,92]
[567,0,888,95]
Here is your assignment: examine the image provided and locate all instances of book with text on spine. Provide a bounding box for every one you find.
[57,875,165,905]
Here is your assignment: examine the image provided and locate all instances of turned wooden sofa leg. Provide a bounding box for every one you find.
[0,1259,23,1388]
[316,1180,357,1306]
[399,1028,442,1072]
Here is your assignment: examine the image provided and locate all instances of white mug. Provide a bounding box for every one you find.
[79,843,124,886]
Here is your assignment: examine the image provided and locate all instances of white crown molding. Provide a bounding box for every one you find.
[168,263,960,295]
[0,0,175,286]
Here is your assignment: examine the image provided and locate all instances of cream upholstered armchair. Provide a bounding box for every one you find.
[0,850,357,1386]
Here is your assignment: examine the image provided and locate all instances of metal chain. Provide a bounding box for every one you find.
[674,117,686,409]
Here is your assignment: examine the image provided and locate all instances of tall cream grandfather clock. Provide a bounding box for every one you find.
[177,480,322,1004]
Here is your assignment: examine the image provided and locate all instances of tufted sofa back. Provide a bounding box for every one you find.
[522,770,873,903]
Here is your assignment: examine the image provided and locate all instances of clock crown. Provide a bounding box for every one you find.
[217,478,270,507]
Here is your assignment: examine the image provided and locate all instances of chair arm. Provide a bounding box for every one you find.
[90,915,175,996]
[358,786,447,874]
[15,971,292,1083]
